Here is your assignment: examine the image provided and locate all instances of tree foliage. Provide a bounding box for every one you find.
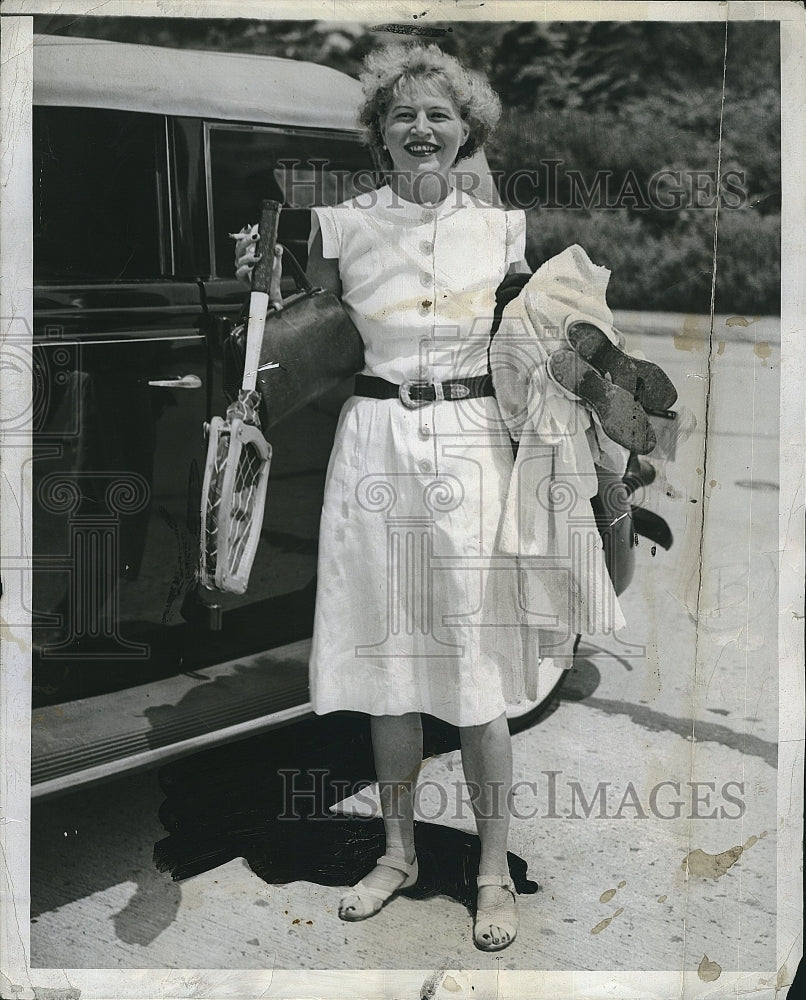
[35,15,780,312]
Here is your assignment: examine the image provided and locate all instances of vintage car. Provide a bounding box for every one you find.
[30,33,668,799]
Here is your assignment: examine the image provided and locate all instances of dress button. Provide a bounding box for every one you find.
[421,209,435,224]
[420,240,434,255]
[419,271,432,287]
[418,426,431,440]
[418,459,432,473]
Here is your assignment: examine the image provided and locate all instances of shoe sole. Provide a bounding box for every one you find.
[547,349,657,455]
[566,321,678,410]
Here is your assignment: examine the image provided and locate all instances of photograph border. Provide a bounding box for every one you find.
[1,2,803,997]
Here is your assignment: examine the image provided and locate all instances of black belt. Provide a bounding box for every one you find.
[354,373,495,409]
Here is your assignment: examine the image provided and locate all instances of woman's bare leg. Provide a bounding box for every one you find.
[339,712,422,917]
[371,712,421,861]
[460,711,516,947]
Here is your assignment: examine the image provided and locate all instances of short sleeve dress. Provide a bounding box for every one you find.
[307,182,528,727]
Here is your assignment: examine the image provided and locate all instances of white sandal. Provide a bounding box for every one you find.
[338,852,418,922]
[474,874,518,951]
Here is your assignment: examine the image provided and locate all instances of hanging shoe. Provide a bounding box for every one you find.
[547,348,657,455]
[338,852,418,921]
[565,320,677,411]
[474,874,519,952]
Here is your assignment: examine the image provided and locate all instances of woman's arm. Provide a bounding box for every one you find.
[306,225,342,298]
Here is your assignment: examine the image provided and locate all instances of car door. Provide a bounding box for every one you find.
[32,106,209,706]
[193,122,376,652]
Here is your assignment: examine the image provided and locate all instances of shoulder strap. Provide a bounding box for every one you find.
[487,272,531,374]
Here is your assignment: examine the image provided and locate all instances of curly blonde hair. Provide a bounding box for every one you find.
[358,44,502,169]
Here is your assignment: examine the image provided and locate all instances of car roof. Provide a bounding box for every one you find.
[32,33,363,133]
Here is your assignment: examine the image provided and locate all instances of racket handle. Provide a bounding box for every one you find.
[251,200,281,294]
[242,200,281,392]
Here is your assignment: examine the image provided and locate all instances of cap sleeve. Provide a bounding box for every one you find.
[505,209,527,266]
[310,205,340,259]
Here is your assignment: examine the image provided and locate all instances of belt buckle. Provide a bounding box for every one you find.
[399,379,430,409]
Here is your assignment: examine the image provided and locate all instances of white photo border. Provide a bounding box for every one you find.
[1,2,803,998]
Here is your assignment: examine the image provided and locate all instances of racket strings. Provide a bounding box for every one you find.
[226,441,265,574]
[202,430,231,579]
[200,403,270,593]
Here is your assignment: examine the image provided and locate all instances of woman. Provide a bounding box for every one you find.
[236,43,578,953]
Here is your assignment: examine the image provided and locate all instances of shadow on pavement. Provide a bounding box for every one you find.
[31,770,182,947]
[153,712,538,910]
[31,658,596,940]
[557,654,602,702]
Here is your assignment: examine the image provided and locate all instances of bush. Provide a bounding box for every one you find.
[714,210,780,315]
[524,206,780,314]
[489,76,781,315]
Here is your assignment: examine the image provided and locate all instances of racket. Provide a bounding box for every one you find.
[199,199,279,594]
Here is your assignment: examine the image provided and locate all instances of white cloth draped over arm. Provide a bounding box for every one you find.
[490,244,627,639]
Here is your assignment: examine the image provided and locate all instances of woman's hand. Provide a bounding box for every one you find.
[231,224,284,310]
[232,223,259,285]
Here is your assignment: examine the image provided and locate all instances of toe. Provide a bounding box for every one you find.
[477,923,511,949]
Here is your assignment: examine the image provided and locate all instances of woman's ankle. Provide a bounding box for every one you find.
[478,855,510,878]
[383,840,416,865]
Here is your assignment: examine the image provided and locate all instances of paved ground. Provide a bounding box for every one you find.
[29,313,782,979]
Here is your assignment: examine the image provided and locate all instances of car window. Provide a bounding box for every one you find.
[33,107,167,282]
[207,124,375,277]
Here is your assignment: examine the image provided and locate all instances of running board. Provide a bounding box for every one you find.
[31,639,313,800]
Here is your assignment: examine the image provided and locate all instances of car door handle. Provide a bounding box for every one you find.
[147,374,203,389]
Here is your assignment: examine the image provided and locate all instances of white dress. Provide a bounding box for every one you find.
[307,183,529,727]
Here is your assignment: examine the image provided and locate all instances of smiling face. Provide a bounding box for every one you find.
[380,77,470,183]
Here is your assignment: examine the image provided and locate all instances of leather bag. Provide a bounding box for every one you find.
[224,243,364,430]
